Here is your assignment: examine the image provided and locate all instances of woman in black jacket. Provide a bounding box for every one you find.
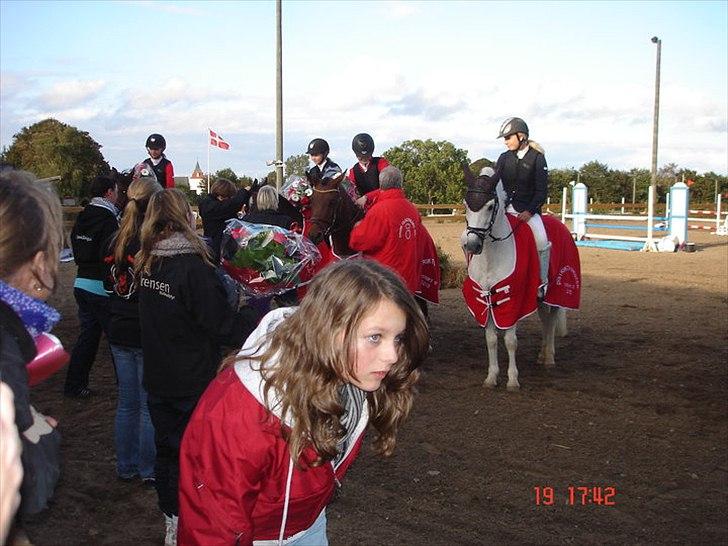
[0,169,64,539]
[136,188,235,545]
[240,185,293,229]
[494,117,551,292]
[198,178,249,264]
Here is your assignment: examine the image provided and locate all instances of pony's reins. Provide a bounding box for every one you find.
[465,190,521,243]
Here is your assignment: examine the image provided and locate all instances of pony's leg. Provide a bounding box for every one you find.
[504,326,519,390]
[537,304,557,367]
[556,308,568,337]
[484,324,499,388]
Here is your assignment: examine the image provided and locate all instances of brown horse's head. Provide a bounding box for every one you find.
[306,172,363,255]
[307,172,344,245]
[112,168,134,211]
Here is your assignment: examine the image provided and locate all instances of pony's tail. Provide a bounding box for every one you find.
[528,140,545,155]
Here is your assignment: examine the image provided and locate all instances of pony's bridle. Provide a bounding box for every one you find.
[309,185,341,241]
[465,188,517,243]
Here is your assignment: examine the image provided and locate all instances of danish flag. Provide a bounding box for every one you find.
[209,129,230,150]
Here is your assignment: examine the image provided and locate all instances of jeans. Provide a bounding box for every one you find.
[64,288,111,395]
[147,393,201,517]
[110,345,155,479]
[254,509,328,546]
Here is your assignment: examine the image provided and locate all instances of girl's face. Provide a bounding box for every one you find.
[348,298,406,392]
[309,153,325,166]
[148,147,163,159]
[504,133,520,151]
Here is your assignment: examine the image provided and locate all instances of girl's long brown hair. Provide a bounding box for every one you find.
[135,188,211,275]
[112,178,162,268]
[234,259,429,466]
[0,169,63,290]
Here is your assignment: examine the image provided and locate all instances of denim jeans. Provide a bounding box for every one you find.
[110,345,155,479]
[254,509,328,546]
[147,393,201,517]
[64,288,111,395]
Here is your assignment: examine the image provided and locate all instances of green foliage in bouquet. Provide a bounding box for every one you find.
[229,231,297,282]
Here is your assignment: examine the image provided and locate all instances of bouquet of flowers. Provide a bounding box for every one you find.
[281,175,313,208]
[221,219,321,297]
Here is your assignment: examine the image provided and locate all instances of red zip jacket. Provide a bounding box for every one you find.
[178,309,367,545]
[349,188,422,292]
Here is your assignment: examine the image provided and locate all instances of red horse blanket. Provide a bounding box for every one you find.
[463,214,581,329]
[463,215,539,329]
[541,215,581,310]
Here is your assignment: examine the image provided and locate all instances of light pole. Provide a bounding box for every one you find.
[644,36,661,251]
[275,0,283,190]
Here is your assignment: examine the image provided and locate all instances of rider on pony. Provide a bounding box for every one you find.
[493,117,550,295]
[346,133,390,209]
[305,138,341,183]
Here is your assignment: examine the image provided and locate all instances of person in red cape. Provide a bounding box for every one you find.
[349,166,438,317]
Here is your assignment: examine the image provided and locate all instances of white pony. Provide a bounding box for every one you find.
[461,166,579,389]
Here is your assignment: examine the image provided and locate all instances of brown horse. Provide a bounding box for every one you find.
[305,172,363,257]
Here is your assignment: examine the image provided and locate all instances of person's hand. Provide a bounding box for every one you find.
[44,415,58,428]
[517,211,533,223]
[355,195,367,208]
[0,382,23,544]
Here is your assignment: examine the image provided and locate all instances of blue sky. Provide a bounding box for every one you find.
[1,0,726,180]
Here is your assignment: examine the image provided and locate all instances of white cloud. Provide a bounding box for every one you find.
[35,107,101,123]
[37,79,106,109]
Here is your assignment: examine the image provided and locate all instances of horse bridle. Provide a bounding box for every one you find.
[309,185,342,241]
[465,188,518,243]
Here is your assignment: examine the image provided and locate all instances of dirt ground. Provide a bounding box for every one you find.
[22,218,728,545]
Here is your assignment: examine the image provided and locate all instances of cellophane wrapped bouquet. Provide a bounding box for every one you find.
[221,219,321,297]
[280,175,313,208]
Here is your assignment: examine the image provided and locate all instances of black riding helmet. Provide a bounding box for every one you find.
[352,133,375,157]
[496,117,529,140]
[146,133,166,150]
[306,138,329,156]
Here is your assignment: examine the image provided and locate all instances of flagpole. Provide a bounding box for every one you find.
[207,129,211,194]
[275,0,283,190]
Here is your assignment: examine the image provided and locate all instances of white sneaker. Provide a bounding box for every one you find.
[164,514,178,546]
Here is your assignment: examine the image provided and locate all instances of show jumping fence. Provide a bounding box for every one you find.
[559,182,728,250]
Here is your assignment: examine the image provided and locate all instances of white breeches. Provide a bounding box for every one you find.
[506,205,548,250]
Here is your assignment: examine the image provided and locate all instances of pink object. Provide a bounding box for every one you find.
[27,333,69,387]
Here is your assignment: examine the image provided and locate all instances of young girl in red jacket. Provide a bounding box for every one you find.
[178,259,429,545]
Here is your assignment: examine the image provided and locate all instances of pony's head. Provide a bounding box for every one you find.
[306,171,346,245]
[462,164,500,254]
[113,168,134,212]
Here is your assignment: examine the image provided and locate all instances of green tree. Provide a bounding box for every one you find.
[284,154,309,178]
[549,168,579,202]
[383,139,470,204]
[578,161,611,202]
[627,168,651,203]
[211,167,238,185]
[1,118,110,198]
[238,175,255,189]
[468,157,495,178]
